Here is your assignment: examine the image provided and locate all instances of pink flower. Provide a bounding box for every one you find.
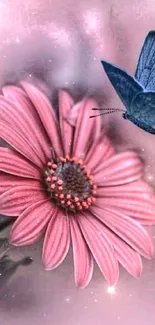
[0,82,155,288]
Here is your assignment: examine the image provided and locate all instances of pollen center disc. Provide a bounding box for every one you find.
[44,156,97,212]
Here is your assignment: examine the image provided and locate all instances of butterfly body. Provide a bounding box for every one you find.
[101,31,155,134]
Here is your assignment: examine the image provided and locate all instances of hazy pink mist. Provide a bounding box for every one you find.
[0,1,155,325]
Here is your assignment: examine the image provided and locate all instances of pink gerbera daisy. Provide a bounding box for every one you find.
[0,82,155,288]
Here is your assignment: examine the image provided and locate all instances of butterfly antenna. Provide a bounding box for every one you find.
[90,107,125,118]
[92,107,125,112]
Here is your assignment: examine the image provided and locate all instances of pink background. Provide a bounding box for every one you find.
[1,1,155,324]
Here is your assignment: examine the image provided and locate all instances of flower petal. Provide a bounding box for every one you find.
[90,205,153,258]
[0,148,40,179]
[78,212,119,285]
[101,226,143,278]
[0,185,46,216]
[66,100,82,127]
[0,172,39,195]
[43,210,70,270]
[1,86,51,163]
[10,199,55,245]
[85,134,114,172]
[0,122,43,168]
[72,98,101,159]
[59,91,74,155]
[93,152,144,186]
[21,82,63,157]
[81,213,142,278]
[70,216,93,288]
[96,180,155,225]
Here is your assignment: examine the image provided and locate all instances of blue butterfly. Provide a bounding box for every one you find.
[93,31,155,134]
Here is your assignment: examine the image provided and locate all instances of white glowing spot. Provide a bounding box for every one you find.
[84,12,97,30]
[65,296,71,303]
[94,57,96,60]
[84,11,100,34]
[3,55,6,58]
[129,294,132,297]
[15,37,20,44]
[3,39,10,44]
[48,24,71,46]
[65,81,68,85]
[0,1,5,7]
[48,59,52,63]
[117,316,120,320]
[43,313,47,317]
[29,74,32,78]
[107,286,116,295]
[94,298,97,303]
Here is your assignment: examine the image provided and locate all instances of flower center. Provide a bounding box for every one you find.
[43,155,97,213]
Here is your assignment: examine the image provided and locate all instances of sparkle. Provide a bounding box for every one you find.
[83,10,101,36]
[65,296,71,303]
[15,36,20,44]
[3,39,10,45]
[107,286,116,295]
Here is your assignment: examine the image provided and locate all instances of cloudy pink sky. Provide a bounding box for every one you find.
[1,1,155,324]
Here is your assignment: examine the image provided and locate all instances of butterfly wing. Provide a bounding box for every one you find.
[131,92,155,125]
[101,60,143,112]
[135,31,155,90]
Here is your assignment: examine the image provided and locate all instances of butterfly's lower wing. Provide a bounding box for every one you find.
[131,92,155,127]
[135,31,155,91]
[101,61,143,112]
